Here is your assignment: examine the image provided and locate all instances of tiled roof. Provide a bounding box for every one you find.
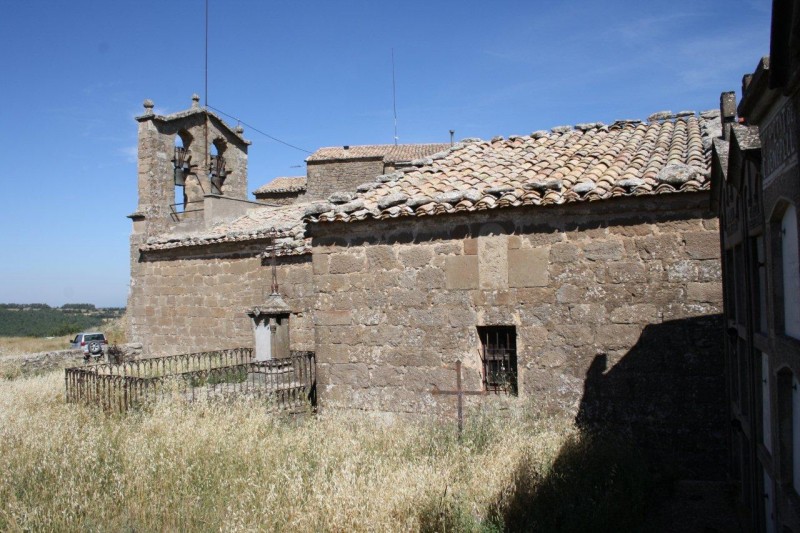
[140,203,310,255]
[305,111,721,224]
[306,143,451,163]
[253,176,307,195]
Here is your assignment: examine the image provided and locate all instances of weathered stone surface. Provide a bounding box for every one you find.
[399,247,434,269]
[508,248,549,287]
[550,242,580,263]
[329,253,365,274]
[316,310,353,326]
[687,282,723,303]
[366,246,401,270]
[556,284,583,303]
[595,324,642,348]
[463,238,478,255]
[312,253,329,275]
[636,234,682,260]
[684,231,720,260]
[607,262,648,283]
[445,256,478,289]
[569,303,606,324]
[609,304,660,324]
[583,240,624,261]
[479,235,508,289]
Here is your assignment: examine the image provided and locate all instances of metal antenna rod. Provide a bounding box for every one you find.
[204,0,209,177]
[392,48,398,145]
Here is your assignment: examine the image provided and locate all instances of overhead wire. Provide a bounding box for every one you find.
[206,105,313,154]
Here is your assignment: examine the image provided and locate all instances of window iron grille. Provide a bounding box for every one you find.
[478,326,518,395]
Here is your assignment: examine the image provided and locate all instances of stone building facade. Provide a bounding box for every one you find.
[252,176,306,205]
[305,114,726,476]
[712,3,800,530]
[127,96,728,478]
[304,144,449,200]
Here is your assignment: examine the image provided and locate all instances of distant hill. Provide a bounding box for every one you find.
[0,304,125,337]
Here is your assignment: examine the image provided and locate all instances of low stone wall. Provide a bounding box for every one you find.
[9,343,146,376]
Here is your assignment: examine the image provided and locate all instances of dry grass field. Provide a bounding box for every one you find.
[0,336,69,357]
[0,364,651,532]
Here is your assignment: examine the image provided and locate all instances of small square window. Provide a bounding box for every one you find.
[478,326,518,395]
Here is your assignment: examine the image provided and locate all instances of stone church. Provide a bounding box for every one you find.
[127,97,726,477]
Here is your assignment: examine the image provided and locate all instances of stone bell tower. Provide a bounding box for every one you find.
[128,94,251,238]
[126,95,252,346]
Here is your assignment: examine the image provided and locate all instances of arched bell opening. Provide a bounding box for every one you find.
[172,130,193,211]
[209,138,228,195]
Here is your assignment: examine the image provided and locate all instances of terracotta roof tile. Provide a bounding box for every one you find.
[253,176,307,194]
[306,112,720,224]
[141,203,310,255]
[306,143,450,163]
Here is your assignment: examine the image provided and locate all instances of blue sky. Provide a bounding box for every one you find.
[0,0,771,307]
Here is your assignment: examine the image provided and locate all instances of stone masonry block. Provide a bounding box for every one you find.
[508,247,549,287]
[399,246,434,269]
[479,235,508,289]
[595,324,643,349]
[550,242,580,263]
[464,238,478,255]
[683,232,721,260]
[329,253,365,274]
[445,256,479,289]
[312,253,329,275]
[556,284,583,303]
[583,240,625,261]
[316,310,353,326]
[366,246,401,270]
[636,235,682,260]
[327,363,369,388]
[687,282,723,303]
[609,304,660,324]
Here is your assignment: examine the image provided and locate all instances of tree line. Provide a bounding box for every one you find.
[0,306,125,337]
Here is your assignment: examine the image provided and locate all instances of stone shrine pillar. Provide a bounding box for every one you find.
[247,228,290,361]
[247,295,290,361]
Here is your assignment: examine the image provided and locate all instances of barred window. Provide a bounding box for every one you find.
[478,326,518,395]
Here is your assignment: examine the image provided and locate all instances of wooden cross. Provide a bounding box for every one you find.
[431,359,487,437]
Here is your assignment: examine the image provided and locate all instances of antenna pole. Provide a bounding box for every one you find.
[392,48,398,146]
[204,0,209,179]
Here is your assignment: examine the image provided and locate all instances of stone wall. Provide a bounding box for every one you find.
[253,190,306,206]
[310,192,726,477]
[306,159,385,200]
[128,245,313,357]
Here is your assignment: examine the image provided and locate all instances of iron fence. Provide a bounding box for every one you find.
[65,348,316,413]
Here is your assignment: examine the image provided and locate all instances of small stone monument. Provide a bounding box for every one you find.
[247,228,290,361]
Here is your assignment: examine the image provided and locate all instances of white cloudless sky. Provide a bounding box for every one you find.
[0,0,771,307]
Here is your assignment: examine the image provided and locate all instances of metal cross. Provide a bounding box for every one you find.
[431,359,487,437]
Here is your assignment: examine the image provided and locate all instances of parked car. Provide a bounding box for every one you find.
[70,332,107,360]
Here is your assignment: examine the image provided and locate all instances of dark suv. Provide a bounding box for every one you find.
[70,332,107,360]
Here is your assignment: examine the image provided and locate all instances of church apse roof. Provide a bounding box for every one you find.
[140,202,310,255]
[253,176,307,195]
[304,110,722,224]
[307,143,451,163]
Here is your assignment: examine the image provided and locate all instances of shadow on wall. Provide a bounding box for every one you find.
[490,314,728,532]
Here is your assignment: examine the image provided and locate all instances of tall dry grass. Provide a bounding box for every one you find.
[0,369,650,532]
[0,336,70,357]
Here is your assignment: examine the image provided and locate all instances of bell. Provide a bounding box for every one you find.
[174,167,186,187]
[211,174,224,194]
